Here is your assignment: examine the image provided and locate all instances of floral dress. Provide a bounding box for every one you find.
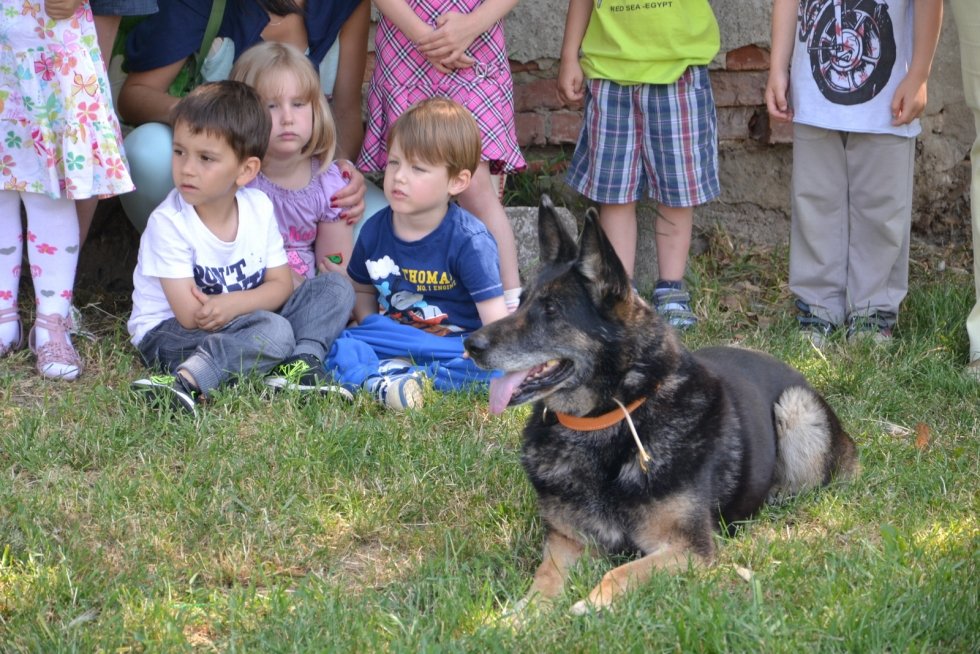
[0,2,134,199]
[358,0,525,176]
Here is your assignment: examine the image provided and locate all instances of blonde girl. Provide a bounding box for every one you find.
[231,41,354,288]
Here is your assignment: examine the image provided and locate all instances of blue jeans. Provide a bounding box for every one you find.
[137,273,354,392]
[326,313,500,392]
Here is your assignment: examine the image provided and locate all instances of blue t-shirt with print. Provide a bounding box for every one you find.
[348,204,502,335]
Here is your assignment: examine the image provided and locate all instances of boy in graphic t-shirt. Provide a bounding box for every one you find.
[766,0,943,345]
[128,81,355,416]
[326,98,508,411]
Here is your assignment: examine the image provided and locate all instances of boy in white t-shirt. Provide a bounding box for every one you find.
[766,0,942,346]
[127,81,354,416]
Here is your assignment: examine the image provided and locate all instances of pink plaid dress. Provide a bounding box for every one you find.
[358,0,525,175]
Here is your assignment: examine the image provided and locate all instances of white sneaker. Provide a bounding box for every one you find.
[377,357,414,376]
[365,372,424,410]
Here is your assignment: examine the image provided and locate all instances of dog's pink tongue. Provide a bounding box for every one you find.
[489,370,530,414]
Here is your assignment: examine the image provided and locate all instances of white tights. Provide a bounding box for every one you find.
[0,191,80,348]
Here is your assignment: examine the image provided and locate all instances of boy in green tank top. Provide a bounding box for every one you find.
[559,0,721,330]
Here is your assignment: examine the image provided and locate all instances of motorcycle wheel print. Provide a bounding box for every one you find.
[809,0,896,105]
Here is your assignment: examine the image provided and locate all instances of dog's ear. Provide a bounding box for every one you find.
[538,194,577,266]
[576,208,632,303]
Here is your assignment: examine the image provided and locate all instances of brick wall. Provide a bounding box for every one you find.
[509,44,793,159]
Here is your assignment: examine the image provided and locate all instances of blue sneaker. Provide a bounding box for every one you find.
[652,283,698,330]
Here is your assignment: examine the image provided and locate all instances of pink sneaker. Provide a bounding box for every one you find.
[29,312,82,380]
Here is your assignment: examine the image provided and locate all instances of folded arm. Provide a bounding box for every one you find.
[415,0,520,69]
[160,264,294,332]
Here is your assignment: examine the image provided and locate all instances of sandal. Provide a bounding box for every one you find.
[29,312,82,380]
[0,306,23,358]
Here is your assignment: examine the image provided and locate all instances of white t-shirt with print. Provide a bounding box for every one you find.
[128,187,288,345]
[791,0,919,137]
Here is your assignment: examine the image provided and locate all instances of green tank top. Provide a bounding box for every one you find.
[580,0,720,85]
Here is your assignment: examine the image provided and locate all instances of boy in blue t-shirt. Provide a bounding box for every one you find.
[327,98,508,410]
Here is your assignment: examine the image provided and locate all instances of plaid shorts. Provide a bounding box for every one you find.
[565,66,720,207]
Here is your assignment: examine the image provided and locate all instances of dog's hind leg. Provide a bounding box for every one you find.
[772,387,859,499]
[510,528,586,617]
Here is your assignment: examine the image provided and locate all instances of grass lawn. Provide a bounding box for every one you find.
[1,232,978,652]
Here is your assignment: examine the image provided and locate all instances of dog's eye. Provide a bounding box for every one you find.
[543,298,560,318]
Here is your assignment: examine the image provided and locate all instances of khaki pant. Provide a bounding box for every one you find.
[789,123,914,326]
[950,0,980,362]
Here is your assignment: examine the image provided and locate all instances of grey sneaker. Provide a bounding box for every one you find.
[796,300,837,349]
[365,372,424,411]
[264,354,354,400]
[965,359,980,380]
[845,311,895,344]
[131,373,199,417]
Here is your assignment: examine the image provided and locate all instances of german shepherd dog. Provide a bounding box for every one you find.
[464,196,858,616]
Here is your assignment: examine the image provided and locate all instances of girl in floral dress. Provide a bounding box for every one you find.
[358,0,526,312]
[0,1,133,380]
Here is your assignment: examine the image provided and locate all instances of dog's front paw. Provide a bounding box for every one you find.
[506,595,533,616]
[499,593,556,629]
[498,597,534,630]
[569,598,606,616]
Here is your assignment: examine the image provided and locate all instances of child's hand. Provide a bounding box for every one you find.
[43,0,83,20]
[332,161,366,225]
[417,11,481,71]
[891,76,928,126]
[191,287,234,332]
[765,71,794,122]
[430,52,476,74]
[557,57,585,106]
[316,255,346,277]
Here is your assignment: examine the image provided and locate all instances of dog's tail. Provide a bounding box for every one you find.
[771,386,859,499]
